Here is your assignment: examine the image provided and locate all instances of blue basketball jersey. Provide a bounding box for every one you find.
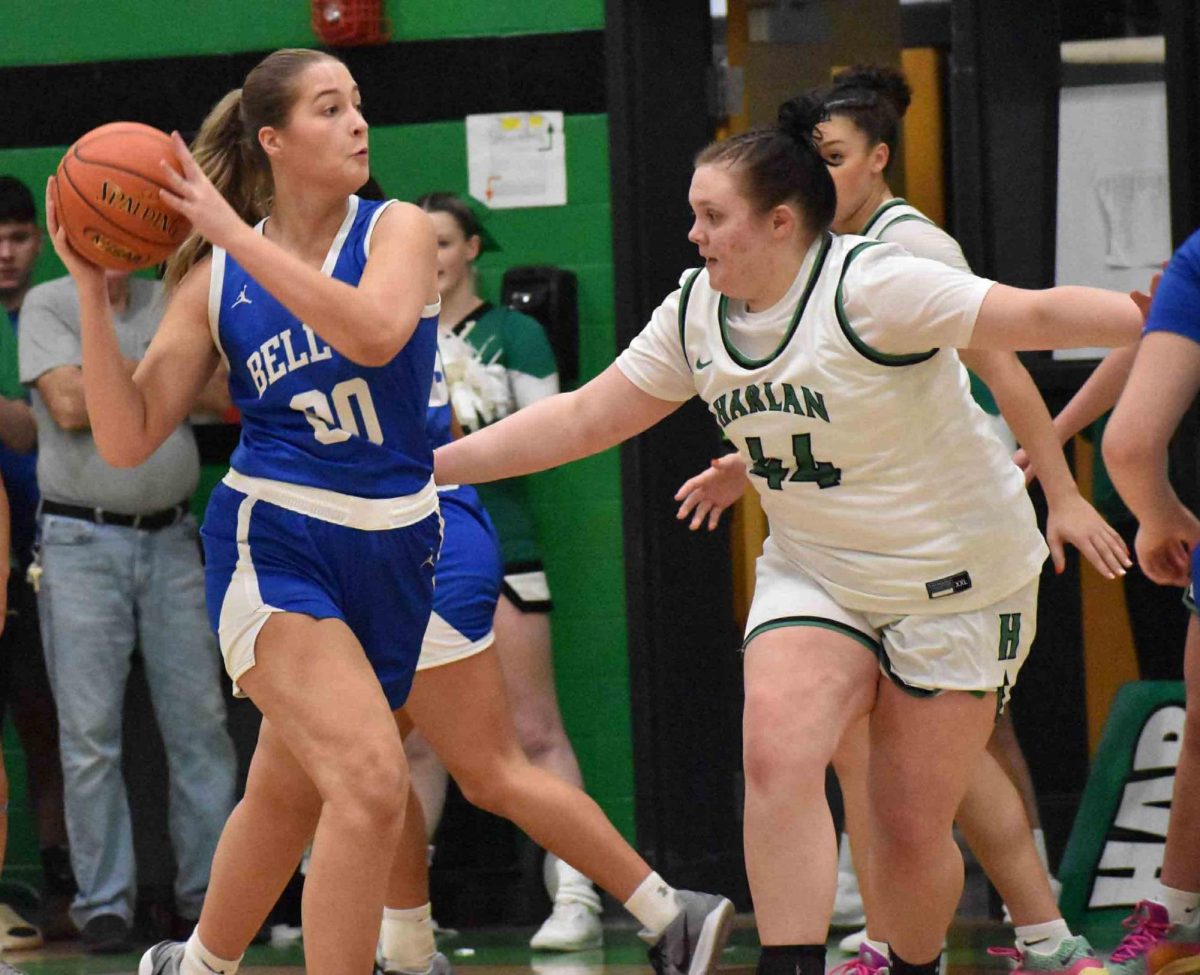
[210,195,439,499]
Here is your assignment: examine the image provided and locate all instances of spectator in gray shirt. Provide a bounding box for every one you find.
[18,270,236,954]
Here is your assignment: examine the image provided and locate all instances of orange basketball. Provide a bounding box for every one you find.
[54,122,191,272]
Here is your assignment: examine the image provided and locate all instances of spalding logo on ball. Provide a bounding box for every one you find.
[55,122,192,272]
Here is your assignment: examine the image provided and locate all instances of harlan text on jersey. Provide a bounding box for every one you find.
[711,380,829,429]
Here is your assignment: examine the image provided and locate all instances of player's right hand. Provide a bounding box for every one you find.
[674,452,750,531]
[44,176,107,291]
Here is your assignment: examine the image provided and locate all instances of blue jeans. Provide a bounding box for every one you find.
[36,512,237,927]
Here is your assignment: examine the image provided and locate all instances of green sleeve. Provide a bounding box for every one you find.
[0,315,24,401]
[499,308,558,380]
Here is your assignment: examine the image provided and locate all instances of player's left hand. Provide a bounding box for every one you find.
[1045,492,1131,579]
[1135,503,1200,588]
[158,131,246,249]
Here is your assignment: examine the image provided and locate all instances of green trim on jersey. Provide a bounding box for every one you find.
[861,198,914,237]
[877,212,937,236]
[717,232,832,370]
[834,241,939,368]
[677,268,702,373]
[743,615,881,653]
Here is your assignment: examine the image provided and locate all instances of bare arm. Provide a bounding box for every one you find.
[0,399,36,453]
[76,265,218,468]
[1049,344,1138,445]
[160,134,438,367]
[969,284,1142,352]
[1104,332,1200,585]
[960,349,1073,501]
[193,361,232,416]
[35,366,90,431]
[435,364,683,485]
[962,348,1129,577]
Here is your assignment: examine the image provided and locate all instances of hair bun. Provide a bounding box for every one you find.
[831,64,912,118]
[777,93,825,148]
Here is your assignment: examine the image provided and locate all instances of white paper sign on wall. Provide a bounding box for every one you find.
[466,111,567,210]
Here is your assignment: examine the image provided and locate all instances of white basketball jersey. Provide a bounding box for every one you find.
[618,232,1047,615]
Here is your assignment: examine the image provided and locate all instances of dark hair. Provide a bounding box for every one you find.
[164,48,341,291]
[694,93,836,233]
[822,64,912,167]
[0,176,36,225]
[416,192,481,240]
[357,175,386,201]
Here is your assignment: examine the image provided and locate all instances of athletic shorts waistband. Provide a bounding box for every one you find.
[222,469,438,531]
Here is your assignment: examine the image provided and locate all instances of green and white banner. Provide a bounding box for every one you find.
[1060,681,1187,932]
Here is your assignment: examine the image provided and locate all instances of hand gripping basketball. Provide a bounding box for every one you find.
[157,131,247,251]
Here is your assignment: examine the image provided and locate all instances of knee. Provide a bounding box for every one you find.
[871,801,947,856]
[512,710,566,763]
[742,688,835,795]
[454,756,522,817]
[328,745,409,838]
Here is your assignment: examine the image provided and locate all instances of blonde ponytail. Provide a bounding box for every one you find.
[163,88,268,291]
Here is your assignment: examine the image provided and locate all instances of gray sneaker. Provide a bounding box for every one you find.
[139,941,187,975]
[375,950,453,975]
[641,891,734,975]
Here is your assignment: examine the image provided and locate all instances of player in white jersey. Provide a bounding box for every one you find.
[434,95,1143,975]
[47,49,443,975]
[675,66,1123,975]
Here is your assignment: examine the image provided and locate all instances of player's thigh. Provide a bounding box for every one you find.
[405,647,525,781]
[492,596,564,721]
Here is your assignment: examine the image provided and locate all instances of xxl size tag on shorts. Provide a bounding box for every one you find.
[925,570,972,599]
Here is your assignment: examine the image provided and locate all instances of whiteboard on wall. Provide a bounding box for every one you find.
[1054,81,1170,359]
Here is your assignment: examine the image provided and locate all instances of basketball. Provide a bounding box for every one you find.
[54,122,191,272]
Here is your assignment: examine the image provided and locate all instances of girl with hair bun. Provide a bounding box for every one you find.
[678,64,1127,975]
[435,99,1144,975]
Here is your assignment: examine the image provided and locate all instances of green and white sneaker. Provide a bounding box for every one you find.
[989,935,1108,975]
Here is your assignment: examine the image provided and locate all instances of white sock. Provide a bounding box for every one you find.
[863,938,889,957]
[1032,829,1051,873]
[379,904,436,973]
[551,857,601,911]
[1155,885,1200,927]
[182,930,241,975]
[1015,918,1072,956]
[624,872,679,936]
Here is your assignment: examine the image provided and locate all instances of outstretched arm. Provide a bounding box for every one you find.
[435,364,682,485]
[969,284,1142,352]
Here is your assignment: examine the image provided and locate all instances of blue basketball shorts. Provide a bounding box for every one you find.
[419,489,503,670]
[202,472,441,709]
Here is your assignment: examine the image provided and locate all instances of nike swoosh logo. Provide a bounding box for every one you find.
[695,358,712,370]
[1022,938,1050,947]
